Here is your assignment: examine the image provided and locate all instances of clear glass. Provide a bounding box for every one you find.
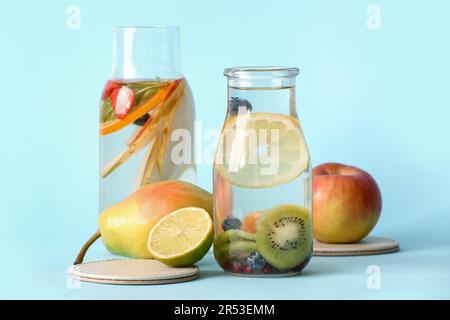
[213,67,312,277]
[99,26,196,211]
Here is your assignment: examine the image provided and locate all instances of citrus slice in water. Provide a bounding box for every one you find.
[147,207,213,267]
[215,112,309,188]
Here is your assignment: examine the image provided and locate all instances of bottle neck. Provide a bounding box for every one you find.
[224,67,299,117]
[111,26,182,80]
[227,82,298,117]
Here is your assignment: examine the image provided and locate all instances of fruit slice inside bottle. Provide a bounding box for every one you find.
[147,207,213,264]
[100,80,180,135]
[215,112,310,188]
[256,204,312,272]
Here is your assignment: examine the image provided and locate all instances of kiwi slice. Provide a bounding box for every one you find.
[214,230,256,264]
[215,229,256,247]
[256,204,312,272]
[214,241,257,258]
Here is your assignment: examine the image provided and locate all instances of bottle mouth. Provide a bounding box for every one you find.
[224,66,299,79]
[224,67,299,89]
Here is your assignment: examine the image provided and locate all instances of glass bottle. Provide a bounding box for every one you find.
[99,26,196,211]
[213,67,312,276]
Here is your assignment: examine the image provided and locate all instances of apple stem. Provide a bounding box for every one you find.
[73,230,101,265]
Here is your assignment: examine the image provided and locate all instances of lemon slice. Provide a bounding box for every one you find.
[215,112,310,188]
[147,207,213,267]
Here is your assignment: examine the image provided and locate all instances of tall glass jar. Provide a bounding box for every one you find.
[213,67,312,276]
[99,26,196,211]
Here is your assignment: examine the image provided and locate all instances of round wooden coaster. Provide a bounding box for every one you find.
[313,236,400,256]
[70,259,199,285]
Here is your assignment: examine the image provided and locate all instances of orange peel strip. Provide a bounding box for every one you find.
[100,80,180,136]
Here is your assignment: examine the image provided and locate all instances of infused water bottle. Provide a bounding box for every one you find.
[213,67,312,276]
[99,26,196,211]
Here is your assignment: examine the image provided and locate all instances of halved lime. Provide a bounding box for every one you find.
[215,112,310,188]
[147,207,213,267]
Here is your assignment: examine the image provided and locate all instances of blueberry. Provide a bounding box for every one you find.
[221,216,242,231]
[247,251,266,270]
[133,113,150,126]
[229,97,252,114]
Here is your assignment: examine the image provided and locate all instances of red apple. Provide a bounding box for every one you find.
[312,163,382,243]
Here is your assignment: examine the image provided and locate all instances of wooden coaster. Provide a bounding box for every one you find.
[313,236,399,256]
[70,259,200,285]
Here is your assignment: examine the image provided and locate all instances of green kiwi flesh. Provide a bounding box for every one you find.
[215,229,256,247]
[214,241,257,259]
[214,229,256,264]
[256,204,312,272]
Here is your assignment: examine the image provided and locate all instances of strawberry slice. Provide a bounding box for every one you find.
[111,86,135,119]
[102,80,120,100]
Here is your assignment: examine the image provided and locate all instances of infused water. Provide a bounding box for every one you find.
[213,68,312,276]
[100,78,196,210]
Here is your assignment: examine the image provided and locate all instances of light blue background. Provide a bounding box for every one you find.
[0,0,449,299]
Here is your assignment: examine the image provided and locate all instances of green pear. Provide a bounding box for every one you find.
[74,180,212,264]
